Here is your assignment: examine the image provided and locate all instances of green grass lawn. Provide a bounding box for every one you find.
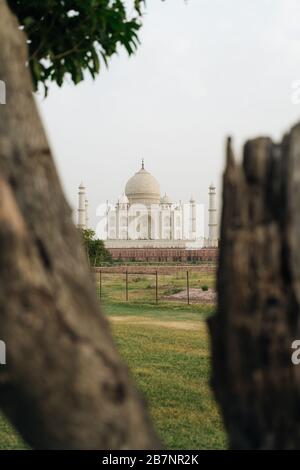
[105,300,226,449]
[0,414,27,450]
[0,270,225,450]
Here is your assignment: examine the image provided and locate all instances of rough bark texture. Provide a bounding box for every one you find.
[0,1,160,449]
[209,124,300,449]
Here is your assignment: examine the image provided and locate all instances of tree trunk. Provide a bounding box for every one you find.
[0,1,160,450]
[209,124,300,449]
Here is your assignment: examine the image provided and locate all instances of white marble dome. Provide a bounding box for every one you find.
[125,162,160,205]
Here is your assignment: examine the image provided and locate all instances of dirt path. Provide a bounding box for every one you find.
[110,315,204,331]
[164,288,216,304]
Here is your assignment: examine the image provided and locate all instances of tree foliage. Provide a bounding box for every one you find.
[8,0,145,92]
[80,228,112,266]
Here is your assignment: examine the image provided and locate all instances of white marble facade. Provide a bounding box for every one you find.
[77,161,218,248]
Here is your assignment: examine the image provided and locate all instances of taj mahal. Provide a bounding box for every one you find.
[77,161,218,249]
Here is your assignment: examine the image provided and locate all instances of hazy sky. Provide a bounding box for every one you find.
[37,0,300,231]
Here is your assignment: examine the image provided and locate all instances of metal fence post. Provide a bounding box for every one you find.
[126,270,128,301]
[156,270,158,304]
[187,270,190,305]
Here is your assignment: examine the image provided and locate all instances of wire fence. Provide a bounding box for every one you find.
[92,268,216,305]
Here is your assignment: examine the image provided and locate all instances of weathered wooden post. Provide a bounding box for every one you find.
[209,123,300,449]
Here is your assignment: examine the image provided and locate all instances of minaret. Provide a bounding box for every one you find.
[208,183,218,247]
[85,198,89,229]
[77,182,86,229]
[190,195,196,240]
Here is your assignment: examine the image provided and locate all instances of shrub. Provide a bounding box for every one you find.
[164,287,182,295]
[146,283,154,289]
[132,276,147,283]
[201,285,209,291]
[78,228,112,266]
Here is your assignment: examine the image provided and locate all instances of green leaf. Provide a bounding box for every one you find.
[8,0,146,90]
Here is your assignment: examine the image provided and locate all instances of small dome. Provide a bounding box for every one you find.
[125,161,160,205]
[118,193,129,204]
[160,193,172,205]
